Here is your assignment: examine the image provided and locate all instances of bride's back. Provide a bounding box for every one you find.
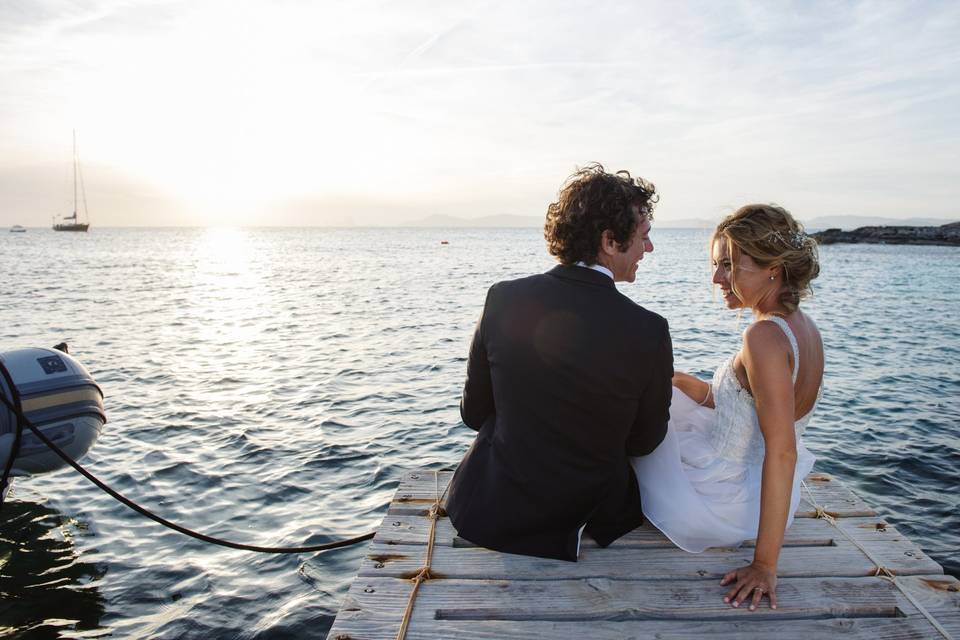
[732,309,823,421]
[785,310,823,420]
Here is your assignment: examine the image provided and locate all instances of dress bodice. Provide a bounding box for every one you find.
[708,317,819,465]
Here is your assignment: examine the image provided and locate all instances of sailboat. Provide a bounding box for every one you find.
[53,131,90,232]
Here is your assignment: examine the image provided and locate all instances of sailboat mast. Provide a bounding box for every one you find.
[72,129,78,218]
[53,130,89,231]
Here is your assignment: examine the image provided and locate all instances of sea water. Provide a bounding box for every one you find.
[1,227,958,638]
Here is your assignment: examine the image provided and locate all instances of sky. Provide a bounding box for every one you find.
[0,0,958,227]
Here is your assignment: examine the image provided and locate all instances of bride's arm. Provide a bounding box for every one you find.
[671,372,713,408]
[720,321,796,610]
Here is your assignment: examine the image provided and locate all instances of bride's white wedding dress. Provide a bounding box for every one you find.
[631,316,818,552]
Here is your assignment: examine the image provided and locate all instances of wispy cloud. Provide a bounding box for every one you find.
[1,0,958,226]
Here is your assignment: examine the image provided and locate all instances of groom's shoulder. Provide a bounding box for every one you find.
[619,298,669,334]
[486,270,556,294]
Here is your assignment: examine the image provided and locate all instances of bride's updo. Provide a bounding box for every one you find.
[713,204,820,312]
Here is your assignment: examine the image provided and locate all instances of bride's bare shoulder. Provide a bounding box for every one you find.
[740,320,792,364]
[741,318,790,344]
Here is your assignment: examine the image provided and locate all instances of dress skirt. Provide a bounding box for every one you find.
[630,387,816,553]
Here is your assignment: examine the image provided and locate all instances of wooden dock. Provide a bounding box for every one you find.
[328,471,959,639]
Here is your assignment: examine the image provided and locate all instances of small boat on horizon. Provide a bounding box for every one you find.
[10,225,26,233]
[53,131,91,233]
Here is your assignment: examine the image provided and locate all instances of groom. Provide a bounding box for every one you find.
[445,163,674,561]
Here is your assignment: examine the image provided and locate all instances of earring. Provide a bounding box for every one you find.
[769,275,775,281]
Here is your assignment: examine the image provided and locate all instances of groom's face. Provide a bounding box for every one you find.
[610,206,653,283]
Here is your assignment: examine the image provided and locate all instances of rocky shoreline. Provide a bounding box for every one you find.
[812,221,960,246]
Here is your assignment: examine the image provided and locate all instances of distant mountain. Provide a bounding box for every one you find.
[403,213,959,231]
[404,214,717,228]
[657,218,714,229]
[805,215,959,231]
[405,214,542,228]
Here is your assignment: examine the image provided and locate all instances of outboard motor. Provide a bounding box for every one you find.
[0,347,105,477]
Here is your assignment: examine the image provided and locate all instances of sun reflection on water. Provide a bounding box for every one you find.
[179,228,266,405]
[197,227,252,275]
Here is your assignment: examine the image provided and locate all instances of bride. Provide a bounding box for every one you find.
[631,204,822,611]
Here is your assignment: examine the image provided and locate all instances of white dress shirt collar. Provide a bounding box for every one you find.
[574,261,614,281]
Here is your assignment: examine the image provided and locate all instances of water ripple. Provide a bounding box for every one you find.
[1,228,957,638]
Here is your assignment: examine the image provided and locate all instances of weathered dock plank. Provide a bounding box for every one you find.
[328,472,959,640]
[331,575,960,639]
[387,471,877,518]
[375,515,899,549]
[331,616,959,640]
[359,538,942,580]
[340,575,959,621]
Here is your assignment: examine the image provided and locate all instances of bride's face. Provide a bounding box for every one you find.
[711,237,770,309]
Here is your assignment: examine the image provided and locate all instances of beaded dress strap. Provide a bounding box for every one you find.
[765,316,799,383]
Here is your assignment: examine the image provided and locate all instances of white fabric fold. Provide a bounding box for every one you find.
[632,386,816,553]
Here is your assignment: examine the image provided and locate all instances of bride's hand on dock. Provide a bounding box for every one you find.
[720,562,778,611]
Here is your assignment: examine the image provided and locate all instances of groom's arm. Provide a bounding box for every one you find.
[460,286,496,431]
[626,320,674,456]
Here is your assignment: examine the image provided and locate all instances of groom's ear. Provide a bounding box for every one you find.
[599,229,618,256]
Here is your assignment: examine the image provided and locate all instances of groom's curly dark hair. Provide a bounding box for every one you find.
[544,163,658,265]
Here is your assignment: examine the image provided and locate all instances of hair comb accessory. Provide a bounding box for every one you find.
[769,230,807,250]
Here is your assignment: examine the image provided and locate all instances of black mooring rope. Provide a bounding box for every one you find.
[0,393,375,553]
[0,362,24,506]
[0,411,22,506]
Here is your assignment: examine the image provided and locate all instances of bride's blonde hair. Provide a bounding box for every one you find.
[712,204,820,312]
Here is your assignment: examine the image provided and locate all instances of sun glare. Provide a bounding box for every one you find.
[66,3,401,224]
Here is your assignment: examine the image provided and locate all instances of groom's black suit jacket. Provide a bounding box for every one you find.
[446,264,673,561]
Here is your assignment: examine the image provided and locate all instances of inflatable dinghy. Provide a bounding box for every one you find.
[1,347,105,480]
